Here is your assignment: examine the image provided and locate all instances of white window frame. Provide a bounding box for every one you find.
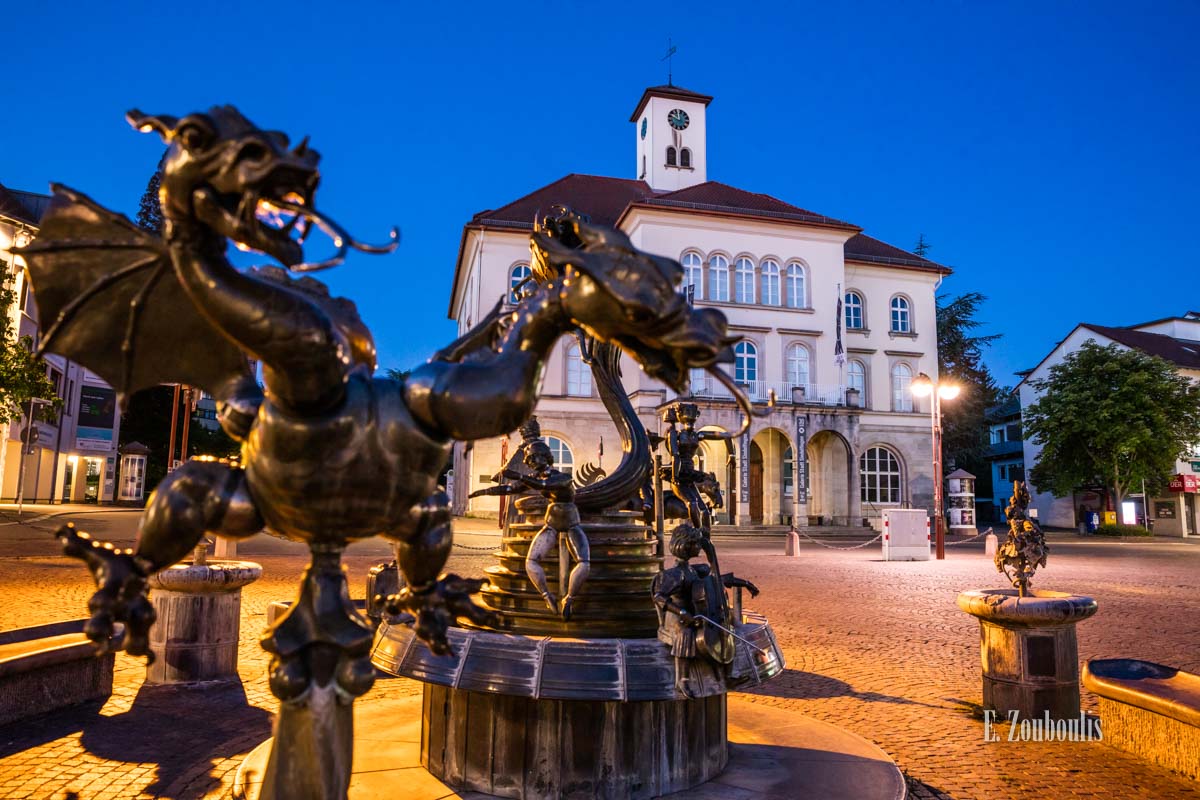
[734,257,755,304]
[760,259,780,306]
[785,343,810,388]
[786,263,807,309]
[845,291,864,329]
[708,254,730,302]
[565,343,592,396]
[891,362,913,412]
[509,263,532,304]
[734,340,758,383]
[860,446,903,505]
[542,435,574,477]
[847,359,867,400]
[681,251,703,300]
[890,295,912,333]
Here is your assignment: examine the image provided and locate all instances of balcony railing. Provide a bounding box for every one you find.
[689,378,863,408]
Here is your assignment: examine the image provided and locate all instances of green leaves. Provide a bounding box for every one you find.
[1025,340,1200,503]
[0,285,60,425]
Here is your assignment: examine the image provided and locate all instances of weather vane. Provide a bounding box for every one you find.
[662,38,678,86]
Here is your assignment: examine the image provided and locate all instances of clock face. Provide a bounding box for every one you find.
[668,108,690,131]
[640,118,647,140]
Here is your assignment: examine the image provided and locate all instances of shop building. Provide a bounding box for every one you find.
[0,184,123,504]
[1017,312,1200,536]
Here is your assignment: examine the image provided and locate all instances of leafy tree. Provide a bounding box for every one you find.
[0,280,59,426]
[385,367,411,382]
[936,292,1001,503]
[1024,341,1200,510]
[135,153,166,235]
[913,233,932,258]
[118,386,240,492]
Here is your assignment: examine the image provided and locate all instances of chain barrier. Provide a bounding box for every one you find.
[453,541,502,552]
[795,531,884,550]
[945,528,995,547]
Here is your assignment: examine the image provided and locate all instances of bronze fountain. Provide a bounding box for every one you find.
[21,106,783,799]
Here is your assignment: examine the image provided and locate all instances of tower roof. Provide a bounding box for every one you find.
[629,85,713,122]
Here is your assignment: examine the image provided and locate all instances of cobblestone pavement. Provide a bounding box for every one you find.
[0,527,1197,799]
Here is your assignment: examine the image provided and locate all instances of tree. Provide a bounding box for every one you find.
[1024,340,1200,511]
[0,282,59,425]
[136,153,166,235]
[118,386,240,491]
[913,233,932,258]
[385,367,411,382]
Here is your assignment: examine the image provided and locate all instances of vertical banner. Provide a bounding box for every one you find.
[740,431,750,504]
[795,414,809,504]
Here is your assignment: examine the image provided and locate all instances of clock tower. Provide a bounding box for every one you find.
[630,85,712,192]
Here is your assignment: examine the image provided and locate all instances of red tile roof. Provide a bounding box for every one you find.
[1081,324,1200,369]
[455,174,951,315]
[629,85,714,122]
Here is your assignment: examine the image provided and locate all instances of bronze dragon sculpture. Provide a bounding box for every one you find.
[19,105,746,785]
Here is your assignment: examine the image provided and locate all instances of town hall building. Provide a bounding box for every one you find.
[447,86,950,529]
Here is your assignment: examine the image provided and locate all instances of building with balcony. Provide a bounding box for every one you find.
[447,86,950,528]
[1017,312,1200,536]
[0,183,123,504]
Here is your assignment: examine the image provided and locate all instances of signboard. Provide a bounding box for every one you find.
[75,385,117,451]
[1155,501,1176,519]
[1190,460,1200,473]
[1168,473,1198,493]
[794,414,809,505]
[739,431,750,504]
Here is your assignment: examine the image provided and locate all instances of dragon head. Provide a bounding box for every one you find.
[128,106,395,271]
[531,208,737,396]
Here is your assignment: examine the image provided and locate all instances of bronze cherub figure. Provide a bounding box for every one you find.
[19,106,742,797]
[995,480,1048,596]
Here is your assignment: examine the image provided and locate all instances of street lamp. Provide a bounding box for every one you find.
[911,372,961,560]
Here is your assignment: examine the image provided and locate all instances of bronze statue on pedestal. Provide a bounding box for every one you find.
[20,105,746,800]
[995,480,1048,596]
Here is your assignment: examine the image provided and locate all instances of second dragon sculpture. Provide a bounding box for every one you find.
[19,105,745,798]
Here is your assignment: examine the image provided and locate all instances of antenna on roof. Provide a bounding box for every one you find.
[661,38,678,86]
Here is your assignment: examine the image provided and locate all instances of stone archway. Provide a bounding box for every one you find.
[751,427,792,525]
[807,430,853,526]
[696,427,733,525]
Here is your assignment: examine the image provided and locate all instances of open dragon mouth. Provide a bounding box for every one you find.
[221,180,398,272]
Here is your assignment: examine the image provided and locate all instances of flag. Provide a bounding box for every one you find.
[834,283,846,367]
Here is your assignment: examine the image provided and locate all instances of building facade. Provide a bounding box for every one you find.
[0,184,123,504]
[983,395,1024,522]
[1018,313,1200,536]
[447,87,950,528]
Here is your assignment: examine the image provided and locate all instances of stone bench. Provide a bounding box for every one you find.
[1083,658,1200,780]
[0,620,124,727]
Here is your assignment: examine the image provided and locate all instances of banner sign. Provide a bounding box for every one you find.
[76,385,117,451]
[740,431,750,503]
[1168,473,1198,493]
[795,414,809,504]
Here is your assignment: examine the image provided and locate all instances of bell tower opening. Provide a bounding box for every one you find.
[631,85,712,192]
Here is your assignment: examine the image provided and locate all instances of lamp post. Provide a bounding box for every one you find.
[911,372,960,560]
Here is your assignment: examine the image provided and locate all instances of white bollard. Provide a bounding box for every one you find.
[785,530,802,557]
[984,532,998,557]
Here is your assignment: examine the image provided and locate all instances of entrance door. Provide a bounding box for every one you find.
[1186,494,1197,536]
[749,442,764,523]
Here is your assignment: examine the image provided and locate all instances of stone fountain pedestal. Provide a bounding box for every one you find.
[146,546,262,684]
[957,588,1098,718]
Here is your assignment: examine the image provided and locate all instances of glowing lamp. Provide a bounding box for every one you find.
[910,373,933,397]
[937,384,961,400]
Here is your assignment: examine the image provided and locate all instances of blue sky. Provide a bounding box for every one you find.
[4,1,1197,386]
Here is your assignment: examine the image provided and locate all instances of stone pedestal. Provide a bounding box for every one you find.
[957,588,1097,719]
[146,558,262,684]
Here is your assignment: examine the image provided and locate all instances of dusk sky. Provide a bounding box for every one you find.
[4,1,1197,386]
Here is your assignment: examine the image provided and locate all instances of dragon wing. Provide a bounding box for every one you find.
[18,184,251,404]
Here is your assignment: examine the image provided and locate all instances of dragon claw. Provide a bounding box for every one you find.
[54,524,156,661]
[383,573,498,655]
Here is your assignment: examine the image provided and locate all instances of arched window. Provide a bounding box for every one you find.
[681,252,703,300]
[734,341,758,383]
[680,148,692,168]
[891,363,913,412]
[708,254,730,302]
[760,259,780,306]
[785,343,810,388]
[783,444,794,497]
[860,446,902,504]
[509,263,532,304]
[666,146,677,166]
[890,296,911,333]
[566,343,591,396]
[785,263,806,308]
[847,359,867,400]
[689,366,707,394]
[542,436,574,478]
[845,291,864,329]
[734,257,755,304]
